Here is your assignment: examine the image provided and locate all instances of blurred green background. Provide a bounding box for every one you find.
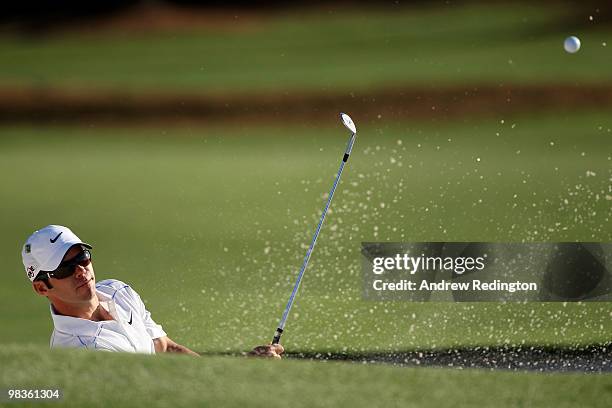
[1,2,611,91]
[2,1,612,406]
[1,0,611,353]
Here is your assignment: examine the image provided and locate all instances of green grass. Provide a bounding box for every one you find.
[1,346,611,408]
[0,3,611,92]
[0,110,610,353]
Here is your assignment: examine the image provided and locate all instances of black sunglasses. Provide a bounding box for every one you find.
[37,249,92,280]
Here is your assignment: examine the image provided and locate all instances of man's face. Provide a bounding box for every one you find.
[33,245,96,304]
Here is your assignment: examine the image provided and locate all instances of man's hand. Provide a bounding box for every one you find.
[153,336,200,356]
[248,343,284,359]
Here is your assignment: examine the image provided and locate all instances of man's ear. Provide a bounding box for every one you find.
[32,280,50,296]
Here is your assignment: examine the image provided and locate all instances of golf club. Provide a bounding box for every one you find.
[271,113,357,345]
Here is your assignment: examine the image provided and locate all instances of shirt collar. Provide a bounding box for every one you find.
[49,290,113,337]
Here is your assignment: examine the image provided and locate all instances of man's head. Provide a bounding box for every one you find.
[22,225,96,304]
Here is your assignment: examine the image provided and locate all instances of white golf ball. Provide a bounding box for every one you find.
[564,36,581,53]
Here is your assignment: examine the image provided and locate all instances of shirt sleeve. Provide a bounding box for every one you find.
[142,307,167,339]
[127,286,167,340]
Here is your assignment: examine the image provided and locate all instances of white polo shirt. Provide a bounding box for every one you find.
[49,279,167,354]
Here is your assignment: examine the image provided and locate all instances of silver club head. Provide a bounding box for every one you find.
[340,113,357,134]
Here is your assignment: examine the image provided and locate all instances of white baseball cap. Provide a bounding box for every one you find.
[22,225,92,281]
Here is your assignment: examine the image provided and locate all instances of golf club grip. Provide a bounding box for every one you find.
[272,328,283,345]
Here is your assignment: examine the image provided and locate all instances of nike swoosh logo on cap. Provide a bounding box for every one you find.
[50,232,63,243]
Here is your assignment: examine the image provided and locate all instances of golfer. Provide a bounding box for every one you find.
[22,225,283,358]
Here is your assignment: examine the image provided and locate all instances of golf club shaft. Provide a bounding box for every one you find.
[272,133,356,345]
